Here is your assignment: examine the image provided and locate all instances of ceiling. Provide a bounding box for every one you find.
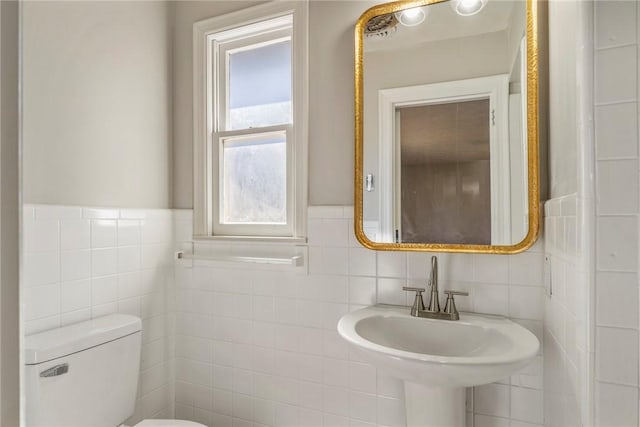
[364,0,518,53]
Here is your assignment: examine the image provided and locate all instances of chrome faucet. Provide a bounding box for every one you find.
[403,256,468,321]
[426,256,440,313]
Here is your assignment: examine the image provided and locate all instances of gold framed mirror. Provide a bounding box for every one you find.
[354,0,540,253]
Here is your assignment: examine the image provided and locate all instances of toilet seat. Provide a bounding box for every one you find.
[133,419,206,427]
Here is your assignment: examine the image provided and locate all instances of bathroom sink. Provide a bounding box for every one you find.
[337,304,539,388]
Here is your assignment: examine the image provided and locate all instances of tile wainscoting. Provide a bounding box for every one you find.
[22,204,175,423]
[543,194,586,427]
[173,206,545,427]
[22,204,547,426]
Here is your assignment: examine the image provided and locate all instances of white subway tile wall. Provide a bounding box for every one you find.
[23,204,546,426]
[173,206,545,427]
[543,195,585,426]
[593,1,640,425]
[22,204,175,423]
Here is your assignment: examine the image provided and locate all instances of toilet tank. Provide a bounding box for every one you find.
[24,315,142,427]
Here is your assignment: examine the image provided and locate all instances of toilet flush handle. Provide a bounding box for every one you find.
[40,363,69,378]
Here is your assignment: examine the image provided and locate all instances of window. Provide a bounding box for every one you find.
[193,3,308,239]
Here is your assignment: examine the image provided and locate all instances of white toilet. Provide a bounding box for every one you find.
[24,314,205,427]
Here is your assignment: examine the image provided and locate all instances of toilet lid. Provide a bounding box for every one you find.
[134,420,206,427]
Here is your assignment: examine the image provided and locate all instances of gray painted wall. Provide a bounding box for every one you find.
[172,1,264,210]
[308,1,373,206]
[22,1,173,208]
[21,0,548,211]
[172,1,375,208]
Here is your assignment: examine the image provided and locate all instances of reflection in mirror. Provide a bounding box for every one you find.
[360,0,532,248]
[398,99,491,245]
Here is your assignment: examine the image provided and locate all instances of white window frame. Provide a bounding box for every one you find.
[193,2,308,241]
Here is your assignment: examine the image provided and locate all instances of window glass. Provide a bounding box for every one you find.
[222,132,287,224]
[228,39,292,130]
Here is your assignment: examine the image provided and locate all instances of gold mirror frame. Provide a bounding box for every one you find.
[354,0,540,254]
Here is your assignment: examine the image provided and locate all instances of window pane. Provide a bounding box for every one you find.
[222,132,287,224]
[228,39,292,130]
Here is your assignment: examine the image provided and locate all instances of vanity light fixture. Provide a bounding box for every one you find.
[395,7,427,26]
[450,0,487,16]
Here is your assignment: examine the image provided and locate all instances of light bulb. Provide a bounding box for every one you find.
[403,7,423,19]
[451,0,487,16]
[395,7,427,27]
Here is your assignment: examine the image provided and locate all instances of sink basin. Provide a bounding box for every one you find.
[338,304,539,388]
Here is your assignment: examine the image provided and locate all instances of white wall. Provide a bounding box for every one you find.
[592,1,640,425]
[543,1,591,426]
[544,2,640,426]
[0,1,20,425]
[22,1,173,209]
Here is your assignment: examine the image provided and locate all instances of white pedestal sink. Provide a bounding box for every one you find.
[337,305,539,427]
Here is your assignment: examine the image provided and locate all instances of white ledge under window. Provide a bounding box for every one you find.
[176,240,308,272]
[176,251,304,267]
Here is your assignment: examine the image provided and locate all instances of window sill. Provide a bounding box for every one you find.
[179,236,308,272]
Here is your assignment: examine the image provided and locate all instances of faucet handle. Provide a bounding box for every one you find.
[403,287,426,316]
[444,290,468,297]
[443,290,468,320]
